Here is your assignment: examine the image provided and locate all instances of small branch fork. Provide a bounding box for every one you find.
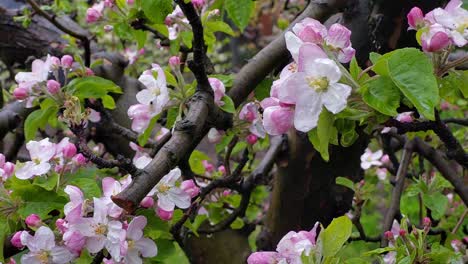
[26,0,91,66]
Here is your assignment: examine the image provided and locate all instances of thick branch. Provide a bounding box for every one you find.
[381,140,414,246]
[0,101,31,140]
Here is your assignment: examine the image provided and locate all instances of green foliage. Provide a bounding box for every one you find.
[308,109,336,161]
[138,114,160,146]
[362,76,401,116]
[335,177,355,191]
[320,216,352,257]
[254,78,273,100]
[224,0,254,31]
[220,95,236,113]
[189,150,211,175]
[67,76,123,109]
[141,0,173,24]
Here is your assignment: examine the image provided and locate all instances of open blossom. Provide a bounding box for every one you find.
[122,216,158,263]
[360,149,383,170]
[64,185,84,216]
[15,138,56,179]
[15,55,53,86]
[239,102,266,138]
[248,222,319,264]
[209,78,226,106]
[165,6,189,40]
[127,104,152,133]
[129,142,152,169]
[278,45,351,132]
[20,226,74,264]
[86,2,104,23]
[102,177,132,218]
[136,64,169,113]
[154,167,191,212]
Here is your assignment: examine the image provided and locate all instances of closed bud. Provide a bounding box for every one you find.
[399,230,406,237]
[140,197,154,208]
[47,80,61,94]
[384,231,394,240]
[169,56,181,67]
[11,231,25,248]
[13,87,28,100]
[25,214,42,228]
[156,207,173,221]
[73,153,87,165]
[63,143,77,159]
[61,55,74,68]
[104,25,114,32]
[247,134,258,145]
[181,180,200,198]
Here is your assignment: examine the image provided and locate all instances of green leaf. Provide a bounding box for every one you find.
[24,107,58,141]
[230,217,245,229]
[423,192,448,219]
[321,216,352,257]
[141,0,173,24]
[225,0,253,31]
[32,173,59,191]
[114,22,133,40]
[189,150,210,175]
[349,56,361,81]
[205,21,235,36]
[180,31,193,49]
[335,177,355,191]
[66,178,101,199]
[254,78,273,101]
[0,218,8,262]
[363,247,394,256]
[362,76,401,116]
[375,48,439,119]
[220,95,236,113]
[440,70,468,98]
[166,107,179,128]
[369,52,381,64]
[307,109,335,161]
[133,29,147,49]
[340,129,359,147]
[137,115,159,146]
[69,76,122,97]
[101,95,116,109]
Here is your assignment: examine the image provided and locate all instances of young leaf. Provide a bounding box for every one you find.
[307,109,335,161]
[335,177,355,191]
[138,115,159,146]
[321,216,352,257]
[189,150,211,175]
[362,76,401,116]
[141,0,173,24]
[220,95,236,113]
[225,0,253,31]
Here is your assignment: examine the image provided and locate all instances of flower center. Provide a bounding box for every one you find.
[94,224,107,235]
[157,184,170,193]
[288,63,298,73]
[306,76,329,92]
[128,240,135,249]
[36,251,49,263]
[33,158,41,165]
[153,87,161,96]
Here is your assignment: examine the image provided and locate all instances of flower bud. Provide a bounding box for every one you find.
[0,153,5,167]
[127,0,135,5]
[380,154,390,164]
[396,112,413,123]
[104,0,114,8]
[11,231,25,248]
[86,8,102,23]
[47,80,61,94]
[202,160,214,173]
[140,196,154,208]
[399,230,406,237]
[13,86,28,100]
[156,207,173,221]
[56,218,68,234]
[25,214,42,228]
[85,68,94,76]
[181,180,200,198]
[50,56,61,68]
[73,153,87,165]
[218,165,226,175]
[104,25,114,32]
[63,143,77,159]
[192,0,205,9]
[407,7,424,30]
[246,134,258,145]
[2,162,14,179]
[169,56,181,68]
[61,55,74,68]
[207,128,222,143]
[222,190,231,196]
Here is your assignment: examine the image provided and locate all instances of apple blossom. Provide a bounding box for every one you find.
[169,56,181,67]
[156,207,174,221]
[407,7,425,30]
[140,196,155,208]
[86,2,104,23]
[20,226,74,264]
[15,54,53,85]
[360,148,383,170]
[25,214,42,228]
[102,177,132,218]
[426,0,468,47]
[122,216,158,263]
[11,231,25,248]
[192,0,205,9]
[207,128,222,143]
[209,77,226,106]
[421,24,452,52]
[181,179,200,198]
[61,55,73,68]
[239,102,266,138]
[396,111,414,123]
[262,98,295,135]
[15,138,56,180]
[13,86,29,100]
[73,153,87,165]
[278,46,351,132]
[64,185,84,215]
[202,160,214,173]
[246,134,258,145]
[46,80,61,94]
[127,104,152,133]
[135,64,169,117]
[154,167,191,212]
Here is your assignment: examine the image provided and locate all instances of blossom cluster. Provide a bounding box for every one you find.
[407,0,467,52]
[259,18,354,135]
[14,138,85,180]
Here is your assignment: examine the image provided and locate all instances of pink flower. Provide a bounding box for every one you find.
[239,102,266,138]
[56,219,67,234]
[407,7,425,30]
[46,80,61,94]
[421,24,452,52]
[218,165,226,175]
[122,216,158,263]
[1,162,15,181]
[209,78,226,107]
[270,63,298,98]
[140,196,155,208]
[156,207,174,221]
[86,2,104,23]
[20,226,74,264]
[127,104,152,133]
[64,185,84,215]
[11,231,25,248]
[262,99,294,135]
[325,24,356,63]
[376,168,388,181]
[104,0,114,8]
[247,252,282,264]
[154,168,191,212]
[102,177,132,218]
[169,56,181,67]
[192,0,205,9]
[15,138,56,179]
[246,134,258,145]
[181,179,200,198]
[279,47,351,132]
[396,111,414,123]
[360,148,383,170]
[72,153,87,165]
[13,86,29,100]
[25,214,42,228]
[85,68,94,76]
[292,18,327,45]
[63,231,86,256]
[426,0,468,47]
[15,55,53,85]
[127,0,135,5]
[202,160,214,173]
[61,55,74,68]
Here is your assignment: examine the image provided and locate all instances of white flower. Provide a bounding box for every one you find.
[154,168,191,211]
[360,148,383,170]
[15,138,56,179]
[136,64,169,116]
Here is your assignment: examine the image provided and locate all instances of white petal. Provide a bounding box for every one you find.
[136,89,156,105]
[86,236,106,253]
[305,58,342,83]
[51,246,74,263]
[285,31,303,61]
[298,44,327,72]
[277,72,308,104]
[127,216,147,241]
[322,83,351,114]
[157,195,176,211]
[15,162,37,180]
[294,91,322,132]
[136,237,158,257]
[32,226,56,251]
[168,188,191,209]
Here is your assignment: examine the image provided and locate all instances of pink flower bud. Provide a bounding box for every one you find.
[85,68,94,76]
[50,56,61,67]
[86,8,102,23]
[165,17,172,26]
[218,165,226,175]
[222,190,231,196]
[384,231,394,240]
[202,160,214,173]
[63,143,77,159]
[11,231,24,248]
[138,48,145,55]
[56,218,68,234]
[380,154,390,164]
[181,180,200,198]
[13,87,28,100]
[61,55,74,68]
[73,153,87,165]
[396,112,413,123]
[47,80,61,94]
[104,25,114,32]
[127,0,135,5]
[169,56,181,67]
[0,153,5,167]
[423,217,431,227]
[407,7,424,30]
[359,180,365,187]
[192,0,205,8]
[140,196,154,208]
[25,214,42,228]
[246,134,258,145]
[2,162,14,178]
[156,207,173,221]
[399,230,406,237]
[104,0,114,8]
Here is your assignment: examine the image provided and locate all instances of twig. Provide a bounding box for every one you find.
[444,118,468,126]
[451,209,468,234]
[224,136,239,176]
[381,140,414,246]
[26,0,91,66]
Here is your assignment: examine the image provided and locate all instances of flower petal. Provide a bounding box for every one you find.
[294,90,322,132]
[322,83,351,114]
